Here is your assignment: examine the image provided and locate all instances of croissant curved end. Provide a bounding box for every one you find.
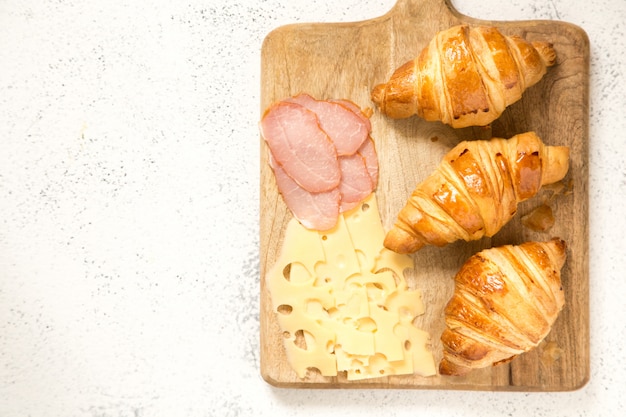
[383,227,424,254]
[438,358,471,376]
[545,237,568,269]
[542,146,570,185]
[371,83,385,107]
[532,41,557,67]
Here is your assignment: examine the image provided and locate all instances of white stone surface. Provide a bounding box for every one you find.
[0,0,624,416]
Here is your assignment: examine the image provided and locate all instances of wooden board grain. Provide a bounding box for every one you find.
[259,0,589,391]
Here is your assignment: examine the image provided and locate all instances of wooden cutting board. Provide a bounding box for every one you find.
[259,0,589,391]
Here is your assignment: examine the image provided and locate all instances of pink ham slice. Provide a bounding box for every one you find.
[331,99,372,133]
[338,153,374,213]
[287,94,369,156]
[357,136,378,189]
[260,101,340,193]
[270,155,340,231]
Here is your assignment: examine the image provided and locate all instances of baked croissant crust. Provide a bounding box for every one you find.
[439,238,567,376]
[371,25,556,128]
[383,132,569,254]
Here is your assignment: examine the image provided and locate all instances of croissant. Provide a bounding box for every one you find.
[371,25,556,128]
[439,238,567,376]
[383,132,569,254]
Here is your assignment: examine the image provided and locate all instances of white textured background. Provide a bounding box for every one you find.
[1,0,624,416]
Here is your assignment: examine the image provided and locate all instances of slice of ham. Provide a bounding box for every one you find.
[260,101,340,193]
[357,136,379,189]
[331,99,372,133]
[287,94,369,156]
[338,152,374,213]
[270,155,340,231]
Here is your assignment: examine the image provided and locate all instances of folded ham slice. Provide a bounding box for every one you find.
[270,155,340,231]
[331,99,372,133]
[338,153,374,213]
[260,102,340,193]
[357,137,379,189]
[287,94,369,156]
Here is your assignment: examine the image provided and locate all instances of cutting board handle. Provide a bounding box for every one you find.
[388,0,462,22]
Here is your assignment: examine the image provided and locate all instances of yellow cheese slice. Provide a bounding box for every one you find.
[343,195,386,271]
[368,301,405,362]
[384,289,425,324]
[276,311,337,378]
[319,214,361,278]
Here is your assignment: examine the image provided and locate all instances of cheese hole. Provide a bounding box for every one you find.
[404,340,412,351]
[282,331,290,339]
[326,340,335,354]
[357,317,377,332]
[361,203,370,212]
[293,330,307,350]
[282,263,292,281]
[341,317,356,327]
[306,367,322,376]
[375,267,402,287]
[334,254,346,268]
[289,263,312,284]
[365,283,384,300]
[321,235,328,241]
[277,304,293,315]
[293,329,315,351]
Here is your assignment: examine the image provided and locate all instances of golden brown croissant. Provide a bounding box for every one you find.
[439,238,567,376]
[383,132,569,254]
[371,25,556,128]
